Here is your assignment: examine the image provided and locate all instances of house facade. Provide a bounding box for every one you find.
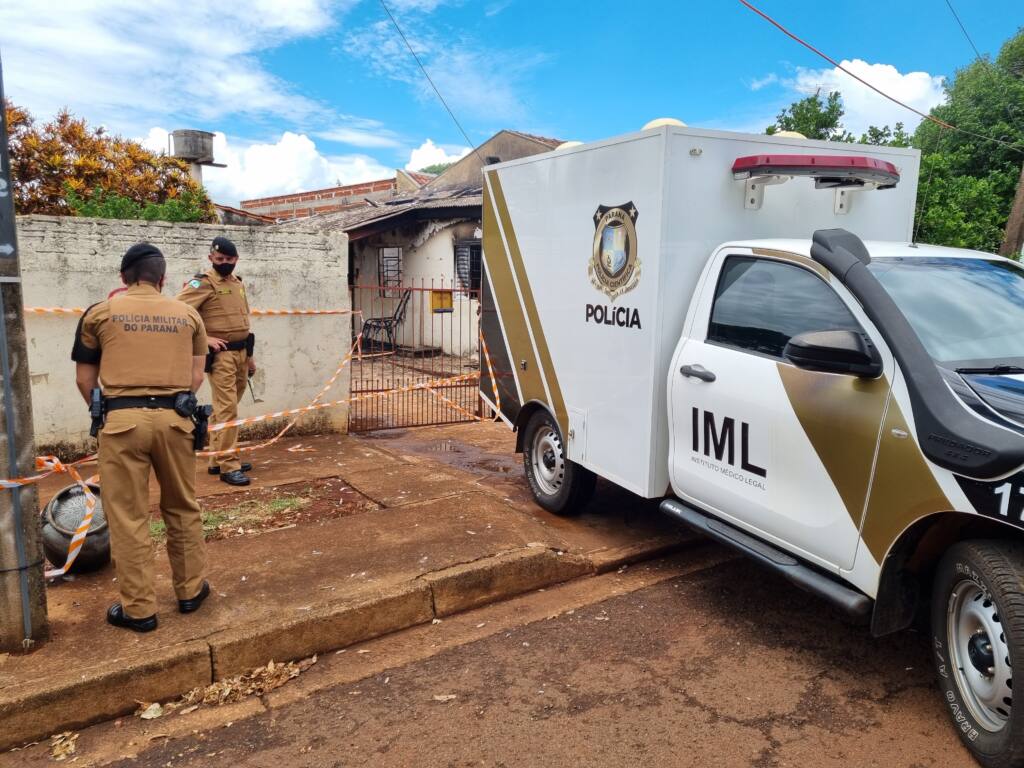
[282,130,561,358]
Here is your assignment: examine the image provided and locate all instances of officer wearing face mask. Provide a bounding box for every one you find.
[176,236,255,486]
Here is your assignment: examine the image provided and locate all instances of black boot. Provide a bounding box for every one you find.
[208,463,252,475]
[220,470,250,486]
[107,603,157,633]
[179,581,211,614]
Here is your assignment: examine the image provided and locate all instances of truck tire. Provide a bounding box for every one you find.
[931,540,1024,768]
[522,409,595,516]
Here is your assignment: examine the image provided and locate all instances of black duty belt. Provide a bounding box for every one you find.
[106,395,180,412]
[216,338,248,352]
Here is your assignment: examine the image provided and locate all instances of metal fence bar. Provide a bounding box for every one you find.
[348,282,480,433]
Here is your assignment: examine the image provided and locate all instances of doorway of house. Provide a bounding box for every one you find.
[348,281,482,432]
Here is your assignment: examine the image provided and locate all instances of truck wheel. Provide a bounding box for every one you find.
[931,541,1024,768]
[522,409,595,516]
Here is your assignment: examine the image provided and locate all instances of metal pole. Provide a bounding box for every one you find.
[0,52,48,650]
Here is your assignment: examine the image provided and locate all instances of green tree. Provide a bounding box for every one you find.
[4,101,215,221]
[65,185,212,222]
[417,161,453,175]
[765,90,854,142]
[762,28,1024,252]
[914,153,1010,249]
[860,122,912,147]
[912,27,1024,251]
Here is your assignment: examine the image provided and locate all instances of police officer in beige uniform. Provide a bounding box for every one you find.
[72,243,211,632]
[177,237,255,486]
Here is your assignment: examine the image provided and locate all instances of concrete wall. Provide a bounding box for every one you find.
[351,219,479,357]
[424,132,556,192]
[15,216,351,452]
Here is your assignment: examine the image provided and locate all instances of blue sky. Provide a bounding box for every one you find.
[1,1,1021,205]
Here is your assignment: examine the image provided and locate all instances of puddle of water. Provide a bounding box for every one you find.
[471,459,515,474]
[360,429,409,440]
[426,440,460,453]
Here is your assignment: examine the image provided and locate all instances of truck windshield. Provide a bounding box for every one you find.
[867,256,1024,369]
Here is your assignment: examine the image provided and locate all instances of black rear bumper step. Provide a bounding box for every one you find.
[660,498,873,620]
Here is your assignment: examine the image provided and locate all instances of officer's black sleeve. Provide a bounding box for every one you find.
[71,304,102,364]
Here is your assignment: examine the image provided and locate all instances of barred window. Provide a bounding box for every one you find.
[378,247,403,297]
[454,240,482,296]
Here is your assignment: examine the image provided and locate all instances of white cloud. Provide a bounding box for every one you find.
[485,1,514,16]
[344,19,545,124]
[139,127,173,155]
[385,0,449,10]
[0,0,358,137]
[141,128,393,206]
[405,139,470,171]
[315,127,403,148]
[750,73,779,91]
[788,59,945,136]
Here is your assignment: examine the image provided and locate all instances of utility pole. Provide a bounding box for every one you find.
[1000,161,1024,259]
[0,53,48,651]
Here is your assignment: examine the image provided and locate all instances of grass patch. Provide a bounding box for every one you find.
[149,494,311,542]
[202,511,230,536]
[267,497,306,514]
[150,519,167,542]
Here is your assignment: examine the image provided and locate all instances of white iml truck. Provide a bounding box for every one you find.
[479,124,1024,766]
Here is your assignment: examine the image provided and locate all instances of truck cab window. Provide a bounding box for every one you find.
[708,255,863,358]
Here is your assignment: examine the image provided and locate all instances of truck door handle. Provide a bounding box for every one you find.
[680,364,716,382]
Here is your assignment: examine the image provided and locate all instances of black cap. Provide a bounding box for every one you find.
[211,236,238,258]
[120,242,164,272]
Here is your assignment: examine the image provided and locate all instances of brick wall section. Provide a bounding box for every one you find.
[15,216,351,450]
[240,179,397,218]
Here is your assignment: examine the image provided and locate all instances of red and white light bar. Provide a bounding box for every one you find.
[732,154,901,189]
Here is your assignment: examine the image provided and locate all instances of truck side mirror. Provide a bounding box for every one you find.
[783,330,883,378]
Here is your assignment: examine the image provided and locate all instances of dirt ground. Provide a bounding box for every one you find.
[17,555,970,768]
[9,422,975,767]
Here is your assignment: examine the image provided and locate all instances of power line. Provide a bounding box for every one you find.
[941,0,1024,135]
[377,0,484,165]
[737,0,1024,155]
[943,0,983,62]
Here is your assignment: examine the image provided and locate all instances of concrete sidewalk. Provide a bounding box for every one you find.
[0,423,692,751]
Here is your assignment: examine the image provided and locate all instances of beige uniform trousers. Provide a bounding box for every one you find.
[208,349,248,474]
[99,408,206,619]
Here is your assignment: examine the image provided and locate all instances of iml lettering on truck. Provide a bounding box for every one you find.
[692,408,767,479]
[585,304,642,329]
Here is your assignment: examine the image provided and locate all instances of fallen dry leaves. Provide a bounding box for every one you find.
[49,731,78,761]
[134,655,318,720]
[138,703,164,720]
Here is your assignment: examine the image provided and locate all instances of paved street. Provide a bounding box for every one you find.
[8,550,971,768]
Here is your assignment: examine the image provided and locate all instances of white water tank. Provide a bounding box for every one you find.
[643,117,687,130]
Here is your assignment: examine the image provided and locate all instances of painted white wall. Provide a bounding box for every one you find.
[351,220,479,357]
[16,216,351,452]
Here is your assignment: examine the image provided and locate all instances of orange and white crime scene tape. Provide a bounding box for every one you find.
[6,313,503,578]
[0,455,99,578]
[25,307,356,316]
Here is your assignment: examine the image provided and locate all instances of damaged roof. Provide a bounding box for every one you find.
[276,186,483,236]
[271,128,561,237]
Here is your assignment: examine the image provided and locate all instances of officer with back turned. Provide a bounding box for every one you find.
[71,243,212,632]
[176,236,255,486]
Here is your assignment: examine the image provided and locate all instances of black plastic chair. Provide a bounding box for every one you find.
[361,289,412,349]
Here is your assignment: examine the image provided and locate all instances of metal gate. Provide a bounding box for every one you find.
[348,281,482,432]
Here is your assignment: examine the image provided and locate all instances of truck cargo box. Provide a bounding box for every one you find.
[480,125,920,498]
